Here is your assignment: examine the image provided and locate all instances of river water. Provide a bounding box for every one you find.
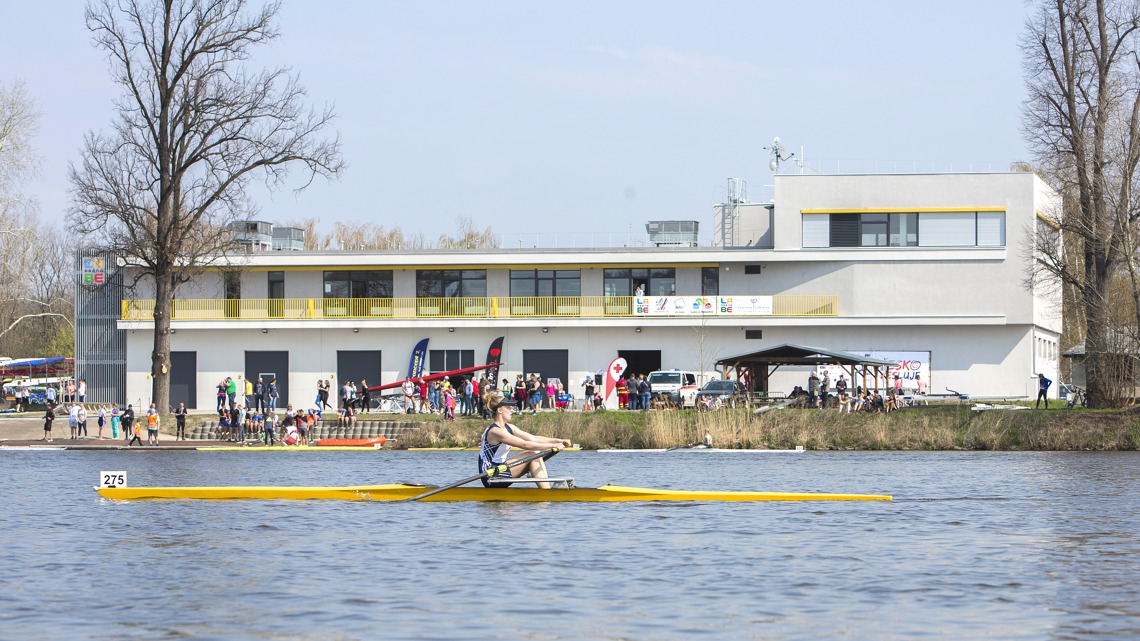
[1,449,1138,640]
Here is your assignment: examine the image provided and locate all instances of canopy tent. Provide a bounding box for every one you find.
[715,344,897,401]
[0,357,74,378]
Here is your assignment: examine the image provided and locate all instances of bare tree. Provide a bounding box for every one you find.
[1022,0,1140,407]
[0,82,73,358]
[0,80,41,215]
[69,0,343,410]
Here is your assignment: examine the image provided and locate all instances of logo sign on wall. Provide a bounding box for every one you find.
[633,296,771,316]
[81,257,105,285]
[820,351,931,391]
[718,296,773,316]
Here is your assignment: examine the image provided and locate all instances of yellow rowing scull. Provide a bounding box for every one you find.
[95,483,891,502]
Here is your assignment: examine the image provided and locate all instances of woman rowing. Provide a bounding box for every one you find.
[479,390,572,489]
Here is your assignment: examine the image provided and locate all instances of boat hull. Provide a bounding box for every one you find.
[95,483,891,502]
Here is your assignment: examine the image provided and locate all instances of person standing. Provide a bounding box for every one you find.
[45,384,57,407]
[77,379,87,403]
[401,377,415,413]
[359,379,371,413]
[174,402,188,440]
[65,380,76,404]
[97,405,107,439]
[583,376,596,412]
[110,406,121,439]
[216,380,227,412]
[1036,373,1052,410]
[267,378,279,411]
[121,405,135,443]
[820,372,831,409]
[77,404,88,438]
[638,374,651,412]
[263,411,276,445]
[43,404,55,441]
[419,377,430,414]
[916,374,927,396]
[245,378,253,410]
[807,372,820,408]
[617,376,628,410]
[225,377,237,410]
[254,377,265,412]
[146,403,160,446]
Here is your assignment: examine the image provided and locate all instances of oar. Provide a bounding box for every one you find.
[665,442,702,452]
[404,447,559,502]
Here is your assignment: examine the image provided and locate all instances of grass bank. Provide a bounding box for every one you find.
[394,404,1140,451]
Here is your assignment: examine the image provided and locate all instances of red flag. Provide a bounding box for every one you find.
[604,357,628,403]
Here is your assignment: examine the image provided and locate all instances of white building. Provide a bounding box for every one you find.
[81,172,1062,409]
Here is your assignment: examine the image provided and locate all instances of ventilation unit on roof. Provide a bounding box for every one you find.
[646,220,699,247]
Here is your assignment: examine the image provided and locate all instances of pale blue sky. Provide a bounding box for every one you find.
[4,1,1030,242]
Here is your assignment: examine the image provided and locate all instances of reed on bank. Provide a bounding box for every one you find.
[394,404,1140,451]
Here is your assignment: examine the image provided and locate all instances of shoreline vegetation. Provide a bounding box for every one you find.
[395,403,1140,451]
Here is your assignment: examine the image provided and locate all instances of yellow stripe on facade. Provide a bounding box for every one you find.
[800,207,1006,214]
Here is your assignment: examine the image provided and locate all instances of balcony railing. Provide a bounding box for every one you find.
[122,295,839,321]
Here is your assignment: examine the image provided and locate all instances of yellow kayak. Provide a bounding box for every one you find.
[95,483,891,502]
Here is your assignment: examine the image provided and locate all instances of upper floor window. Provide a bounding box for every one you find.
[510,270,581,297]
[702,267,719,296]
[804,211,1002,248]
[323,271,393,299]
[417,270,486,298]
[604,268,675,296]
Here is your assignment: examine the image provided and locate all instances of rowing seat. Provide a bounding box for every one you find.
[491,478,576,489]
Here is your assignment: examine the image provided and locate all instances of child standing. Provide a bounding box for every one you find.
[43,405,55,441]
[444,388,456,421]
[97,405,107,439]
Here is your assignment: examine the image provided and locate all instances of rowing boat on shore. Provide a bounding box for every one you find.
[95,483,891,502]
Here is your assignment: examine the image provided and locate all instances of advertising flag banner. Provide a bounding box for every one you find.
[604,357,628,407]
[407,338,429,379]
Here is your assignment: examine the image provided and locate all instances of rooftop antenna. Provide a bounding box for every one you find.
[764,137,805,174]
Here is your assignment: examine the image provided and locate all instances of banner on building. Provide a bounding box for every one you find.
[81,257,105,285]
[634,296,762,316]
[819,351,931,392]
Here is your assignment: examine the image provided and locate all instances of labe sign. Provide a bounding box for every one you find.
[81,257,105,285]
[634,296,773,316]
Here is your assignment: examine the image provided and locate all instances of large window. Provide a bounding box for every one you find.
[323,271,393,299]
[416,270,487,298]
[702,267,719,296]
[805,211,999,248]
[604,268,675,296]
[510,270,581,297]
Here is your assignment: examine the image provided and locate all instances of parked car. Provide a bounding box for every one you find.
[695,379,747,410]
[647,369,699,408]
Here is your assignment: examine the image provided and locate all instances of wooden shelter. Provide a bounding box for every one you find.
[715,344,897,401]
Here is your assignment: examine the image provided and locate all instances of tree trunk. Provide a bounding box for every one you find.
[151,271,172,412]
[1083,275,1110,409]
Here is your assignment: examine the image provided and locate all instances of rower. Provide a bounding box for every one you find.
[479,391,572,489]
[704,429,713,447]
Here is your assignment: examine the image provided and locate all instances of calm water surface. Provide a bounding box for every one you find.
[1,450,1138,640]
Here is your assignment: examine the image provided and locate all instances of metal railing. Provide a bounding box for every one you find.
[122,295,839,321]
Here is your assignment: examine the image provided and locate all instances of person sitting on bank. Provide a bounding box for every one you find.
[478,391,572,489]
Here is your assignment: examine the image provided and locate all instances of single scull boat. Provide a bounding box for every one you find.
[95,483,890,502]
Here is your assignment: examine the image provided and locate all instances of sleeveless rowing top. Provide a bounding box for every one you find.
[478,424,514,487]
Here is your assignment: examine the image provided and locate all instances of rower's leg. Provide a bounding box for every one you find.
[527,459,550,489]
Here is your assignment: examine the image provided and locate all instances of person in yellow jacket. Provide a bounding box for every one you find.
[146,403,160,446]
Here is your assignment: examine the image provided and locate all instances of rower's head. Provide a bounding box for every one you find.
[484,390,516,419]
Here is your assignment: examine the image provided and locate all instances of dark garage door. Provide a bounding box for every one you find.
[245,351,289,408]
[170,351,197,409]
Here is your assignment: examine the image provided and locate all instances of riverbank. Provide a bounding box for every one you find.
[397,404,1140,451]
[4,403,1138,450]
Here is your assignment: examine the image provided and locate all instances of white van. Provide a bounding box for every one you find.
[647,370,699,408]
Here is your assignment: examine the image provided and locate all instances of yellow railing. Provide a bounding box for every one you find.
[121,295,839,321]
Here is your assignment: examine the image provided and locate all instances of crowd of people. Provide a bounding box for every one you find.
[787,371,927,414]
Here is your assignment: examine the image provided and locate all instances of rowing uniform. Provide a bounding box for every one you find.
[478,424,515,487]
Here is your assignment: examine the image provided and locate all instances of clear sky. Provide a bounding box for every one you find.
[4,1,1031,244]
